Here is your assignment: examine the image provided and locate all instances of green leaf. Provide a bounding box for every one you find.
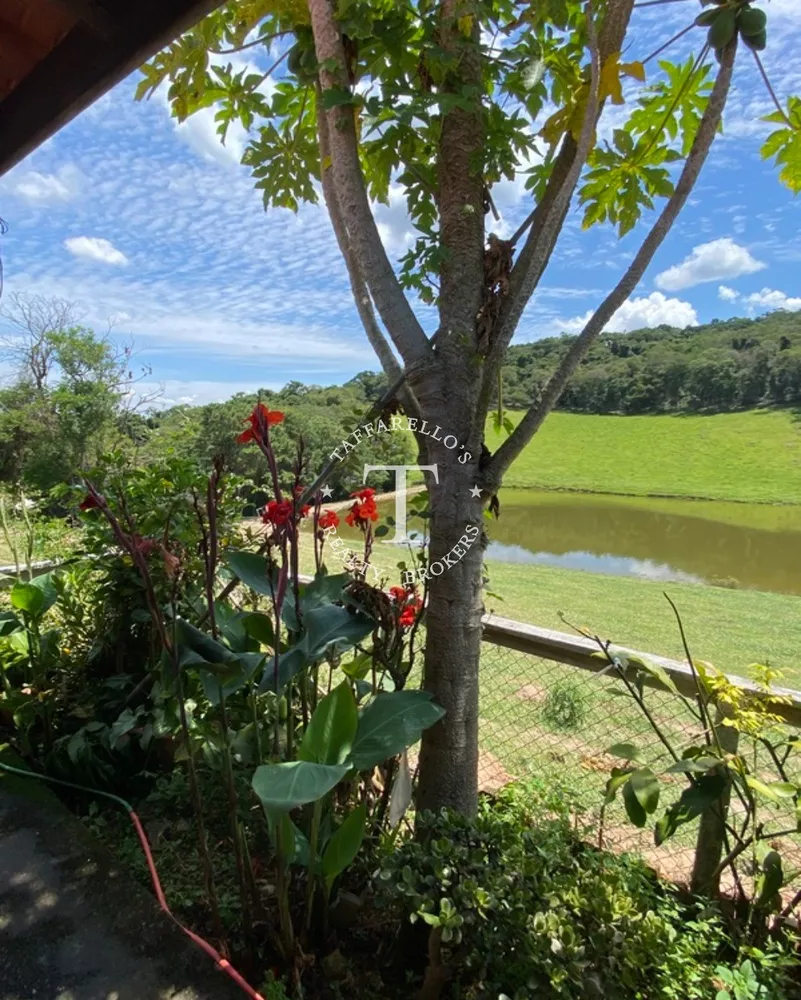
[0,611,21,637]
[350,691,445,771]
[623,779,648,827]
[607,742,644,762]
[260,604,374,693]
[746,777,798,802]
[299,681,358,765]
[630,767,660,815]
[10,582,45,616]
[604,767,634,804]
[176,618,237,666]
[655,774,727,845]
[242,612,275,647]
[321,86,357,109]
[252,761,349,812]
[225,550,278,596]
[665,757,720,775]
[754,850,783,910]
[321,802,367,885]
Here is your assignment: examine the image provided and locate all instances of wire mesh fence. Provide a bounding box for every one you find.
[478,629,801,894]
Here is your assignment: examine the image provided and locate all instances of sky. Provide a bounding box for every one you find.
[0,0,800,408]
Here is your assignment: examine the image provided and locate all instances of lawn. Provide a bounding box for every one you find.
[300,529,801,684]
[485,408,801,504]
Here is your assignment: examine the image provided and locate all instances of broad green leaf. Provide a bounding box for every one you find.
[260,604,374,693]
[607,742,644,762]
[0,611,21,637]
[176,618,237,666]
[252,761,349,812]
[754,850,783,910]
[321,802,367,884]
[630,767,660,815]
[604,766,633,804]
[242,612,275,647]
[623,779,648,828]
[655,774,727,846]
[350,691,445,771]
[299,681,358,765]
[10,582,45,616]
[665,757,720,775]
[746,777,798,802]
[225,550,278,596]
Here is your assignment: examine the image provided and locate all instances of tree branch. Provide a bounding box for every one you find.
[314,86,422,419]
[476,0,635,422]
[485,39,735,486]
[307,0,431,369]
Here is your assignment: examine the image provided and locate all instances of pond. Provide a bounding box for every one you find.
[330,489,801,596]
[482,490,801,596]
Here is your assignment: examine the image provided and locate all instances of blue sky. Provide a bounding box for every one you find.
[0,0,799,407]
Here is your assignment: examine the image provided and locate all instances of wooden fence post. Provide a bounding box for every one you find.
[690,705,740,896]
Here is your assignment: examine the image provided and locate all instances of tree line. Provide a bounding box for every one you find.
[2,295,799,501]
[499,311,801,415]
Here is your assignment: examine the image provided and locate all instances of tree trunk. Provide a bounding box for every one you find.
[416,441,485,816]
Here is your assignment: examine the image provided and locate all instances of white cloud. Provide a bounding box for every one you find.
[174,108,247,167]
[139,379,285,409]
[64,236,129,266]
[744,288,801,312]
[655,238,765,291]
[718,285,740,302]
[12,165,81,204]
[563,292,698,335]
[374,184,415,257]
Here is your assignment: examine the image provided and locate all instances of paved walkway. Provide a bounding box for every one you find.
[0,773,243,1000]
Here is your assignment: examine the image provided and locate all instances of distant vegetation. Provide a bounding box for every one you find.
[499,311,801,414]
[1,299,799,502]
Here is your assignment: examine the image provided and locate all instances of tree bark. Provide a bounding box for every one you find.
[416,441,485,816]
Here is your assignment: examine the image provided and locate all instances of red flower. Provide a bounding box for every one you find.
[299,504,311,518]
[79,493,102,511]
[237,403,285,445]
[261,499,294,527]
[398,597,423,629]
[390,584,423,628]
[319,510,340,530]
[345,488,379,530]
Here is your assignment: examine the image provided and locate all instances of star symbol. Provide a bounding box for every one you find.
[320,484,334,499]
[469,485,482,498]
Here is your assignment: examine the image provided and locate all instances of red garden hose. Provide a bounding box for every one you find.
[0,760,266,1000]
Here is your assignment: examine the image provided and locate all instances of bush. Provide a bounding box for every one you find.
[376,780,798,1000]
[540,678,587,731]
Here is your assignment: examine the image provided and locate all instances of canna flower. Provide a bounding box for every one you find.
[237,403,285,445]
[261,499,294,527]
[318,509,340,530]
[345,486,379,529]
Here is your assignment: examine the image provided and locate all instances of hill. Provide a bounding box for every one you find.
[500,311,801,414]
[484,408,801,504]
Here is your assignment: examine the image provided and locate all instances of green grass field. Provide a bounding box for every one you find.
[485,408,801,504]
[300,533,801,685]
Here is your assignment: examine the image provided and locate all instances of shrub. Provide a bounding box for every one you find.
[377,780,798,1000]
[540,678,587,731]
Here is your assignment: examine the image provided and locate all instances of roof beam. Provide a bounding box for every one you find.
[49,0,115,37]
[0,0,224,177]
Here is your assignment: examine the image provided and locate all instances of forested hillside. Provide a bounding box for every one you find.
[500,311,801,414]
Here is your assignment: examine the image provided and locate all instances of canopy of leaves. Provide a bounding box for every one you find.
[136,0,800,299]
